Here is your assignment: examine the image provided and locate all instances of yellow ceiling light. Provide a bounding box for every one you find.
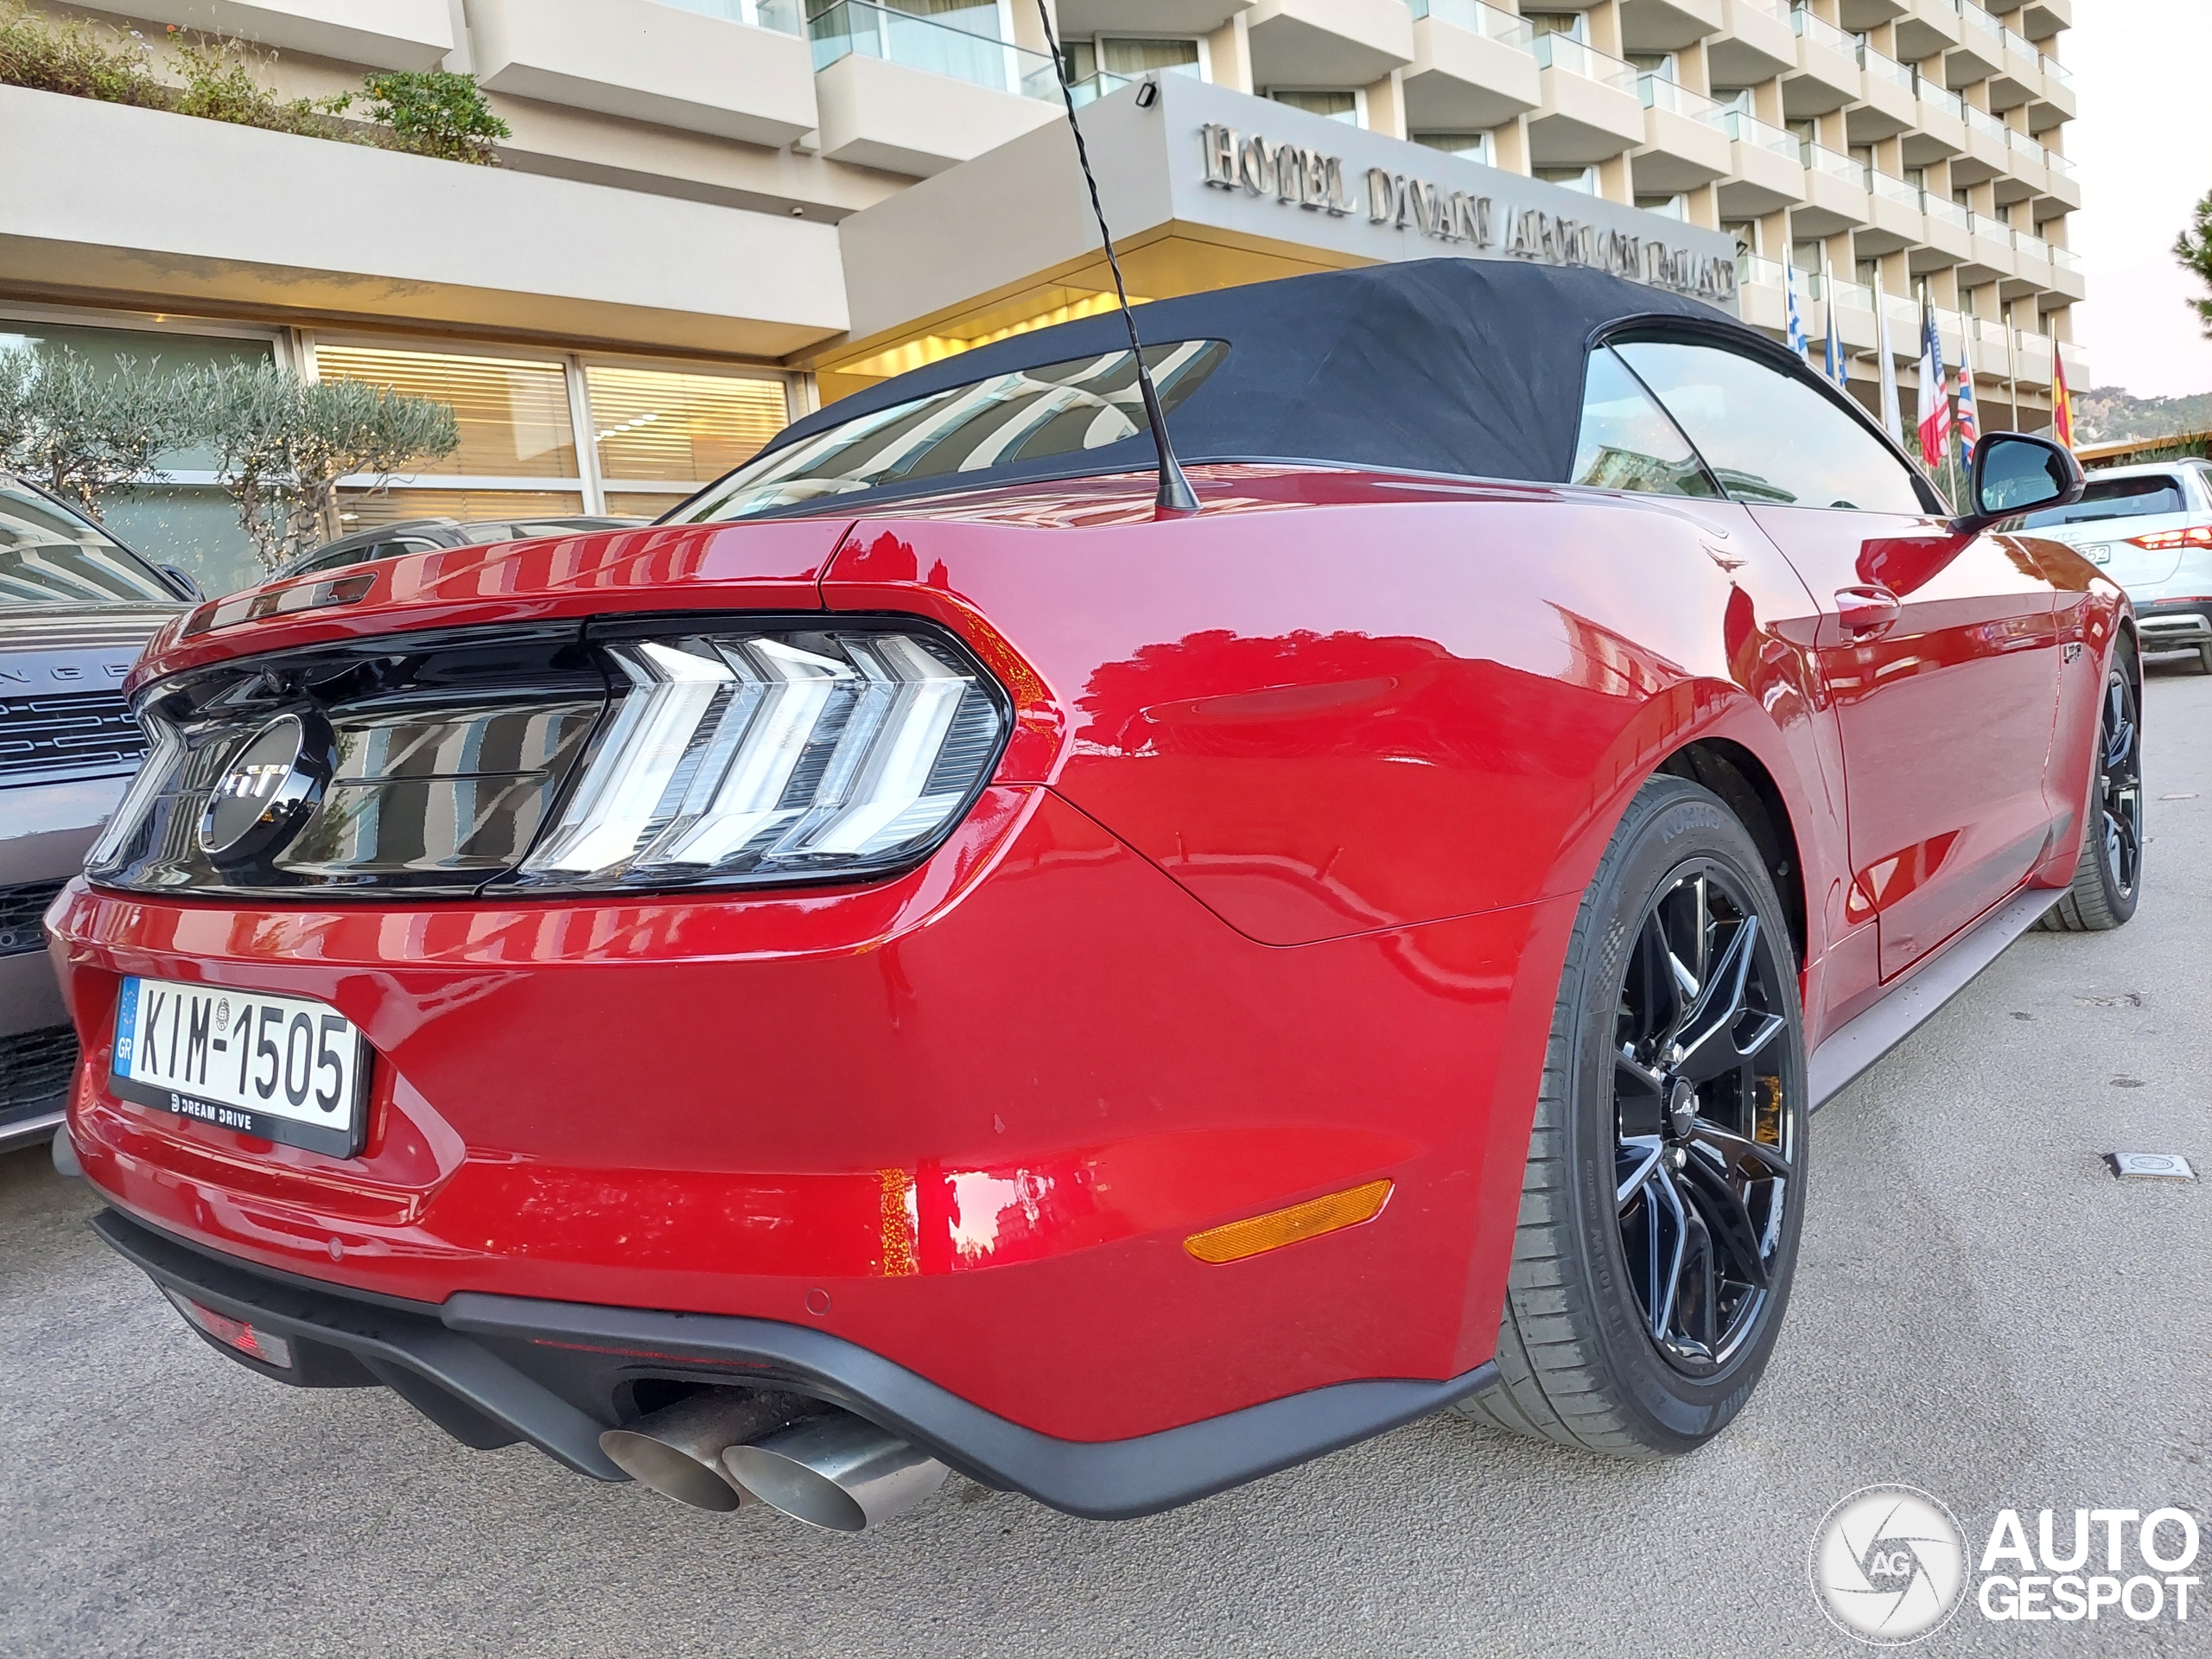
[837,291,1152,384]
[1184,1179,1394,1266]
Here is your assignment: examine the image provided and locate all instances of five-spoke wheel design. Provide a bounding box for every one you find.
[1612,863,1796,1376]
[2098,670,2142,901]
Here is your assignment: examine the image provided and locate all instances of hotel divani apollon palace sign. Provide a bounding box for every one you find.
[1198,119,1740,305]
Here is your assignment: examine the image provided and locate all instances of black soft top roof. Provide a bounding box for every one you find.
[773,258,1740,490]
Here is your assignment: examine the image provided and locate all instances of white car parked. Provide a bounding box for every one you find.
[2023,458,2212,672]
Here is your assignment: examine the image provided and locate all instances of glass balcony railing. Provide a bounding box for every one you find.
[2015,229,2050,262]
[1802,141,1864,184]
[1858,42,1913,93]
[2045,149,2076,180]
[1064,69,1131,108]
[2051,246,2081,273]
[808,0,1057,99]
[1956,3,2002,49]
[1789,5,1856,58]
[1965,210,2014,249]
[1964,103,2007,142]
[1734,0,1788,19]
[1916,75,1965,121]
[1639,73,1731,129]
[1923,192,1969,232]
[1740,254,1788,289]
[658,0,802,32]
[1532,32,1638,94]
[1870,170,1921,209]
[1830,278,1874,313]
[1724,109,1800,159]
[1410,0,1535,52]
[2042,55,2073,91]
[1999,23,2039,67]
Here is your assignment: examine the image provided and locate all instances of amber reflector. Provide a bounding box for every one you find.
[1184,1179,1394,1265]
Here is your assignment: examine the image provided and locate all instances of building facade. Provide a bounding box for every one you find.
[2,0,2083,593]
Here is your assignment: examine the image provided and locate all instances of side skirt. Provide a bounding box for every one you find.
[1807,887,2061,1111]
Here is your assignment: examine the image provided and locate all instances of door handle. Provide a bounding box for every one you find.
[1834,585,1902,639]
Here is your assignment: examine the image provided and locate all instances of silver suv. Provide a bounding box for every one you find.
[1,476,188,1150]
[2022,459,2212,673]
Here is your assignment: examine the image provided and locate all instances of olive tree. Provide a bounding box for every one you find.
[192,364,459,570]
[0,345,200,512]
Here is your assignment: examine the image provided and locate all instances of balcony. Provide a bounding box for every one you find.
[1990,21,2044,107]
[1860,168,1923,251]
[1945,2,2004,85]
[1709,0,1798,84]
[2023,0,2070,33]
[2029,54,2075,127]
[467,0,816,148]
[809,2,1062,177]
[1404,1,1541,132]
[1634,74,1732,189]
[1952,101,2007,184]
[1620,0,1726,51]
[1917,188,1970,263]
[1905,73,1965,163]
[1961,208,2016,284]
[124,0,453,69]
[1247,0,1417,86]
[2008,226,2053,298]
[1848,41,1916,140]
[1734,253,1792,336]
[1783,5,1860,117]
[2048,244,2086,302]
[2003,124,2047,194]
[1527,33,1645,166]
[2037,147,2082,212]
[1892,0,1962,60]
[1795,140,1869,234]
[0,83,846,355]
[1717,109,1805,215]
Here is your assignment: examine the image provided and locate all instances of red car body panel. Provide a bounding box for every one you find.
[51,461,2130,1451]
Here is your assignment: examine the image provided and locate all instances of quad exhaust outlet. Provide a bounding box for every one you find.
[600,1390,948,1531]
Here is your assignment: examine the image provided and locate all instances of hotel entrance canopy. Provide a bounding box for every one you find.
[820,73,1741,405]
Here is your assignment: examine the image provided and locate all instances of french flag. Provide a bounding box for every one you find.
[1915,306,1951,471]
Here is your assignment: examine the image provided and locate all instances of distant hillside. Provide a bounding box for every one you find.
[2074,385,2212,444]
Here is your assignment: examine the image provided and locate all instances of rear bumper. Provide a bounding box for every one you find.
[2132,598,2212,645]
[95,1205,1495,1519]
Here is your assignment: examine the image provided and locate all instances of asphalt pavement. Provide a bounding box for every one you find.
[3,665,2207,1659]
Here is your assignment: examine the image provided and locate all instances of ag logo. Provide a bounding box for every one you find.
[1810,1485,1967,1644]
[197,712,334,867]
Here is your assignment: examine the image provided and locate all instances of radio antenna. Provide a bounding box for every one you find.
[1032,0,1200,516]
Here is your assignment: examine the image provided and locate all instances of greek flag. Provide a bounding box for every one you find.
[1785,263,1809,359]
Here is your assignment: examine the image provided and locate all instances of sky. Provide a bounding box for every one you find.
[2065,0,2212,397]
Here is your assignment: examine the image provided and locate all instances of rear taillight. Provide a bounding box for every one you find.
[506,621,1009,894]
[2128,525,2212,550]
[163,1289,295,1369]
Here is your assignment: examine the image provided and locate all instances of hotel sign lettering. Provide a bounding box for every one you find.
[1198,122,1737,305]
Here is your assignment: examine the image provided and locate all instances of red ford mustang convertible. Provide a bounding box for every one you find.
[48,263,2139,1531]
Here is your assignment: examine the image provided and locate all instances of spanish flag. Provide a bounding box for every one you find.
[2051,344,2075,451]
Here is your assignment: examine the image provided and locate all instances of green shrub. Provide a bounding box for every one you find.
[361,71,509,165]
[168,35,353,137]
[0,2,158,104]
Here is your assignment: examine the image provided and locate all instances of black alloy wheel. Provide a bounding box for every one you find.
[1461,775,1808,1458]
[1611,866,1796,1376]
[2041,658,2143,933]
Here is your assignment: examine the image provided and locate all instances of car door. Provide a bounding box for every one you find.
[1614,336,2061,983]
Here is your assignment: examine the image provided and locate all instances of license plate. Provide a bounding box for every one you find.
[111,976,368,1157]
[2085,543,2112,564]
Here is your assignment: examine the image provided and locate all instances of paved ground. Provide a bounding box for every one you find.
[3,667,2207,1659]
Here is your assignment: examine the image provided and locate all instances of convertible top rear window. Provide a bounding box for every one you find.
[673,340,1230,523]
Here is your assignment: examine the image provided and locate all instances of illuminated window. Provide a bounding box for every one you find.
[584,366,789,488]
[314,346,578,478]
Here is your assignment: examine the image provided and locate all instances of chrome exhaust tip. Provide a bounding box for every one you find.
[721,1411,949,1533]
[598,1389,807,1512]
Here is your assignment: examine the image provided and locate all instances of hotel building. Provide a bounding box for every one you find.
[1,0,2083,591]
